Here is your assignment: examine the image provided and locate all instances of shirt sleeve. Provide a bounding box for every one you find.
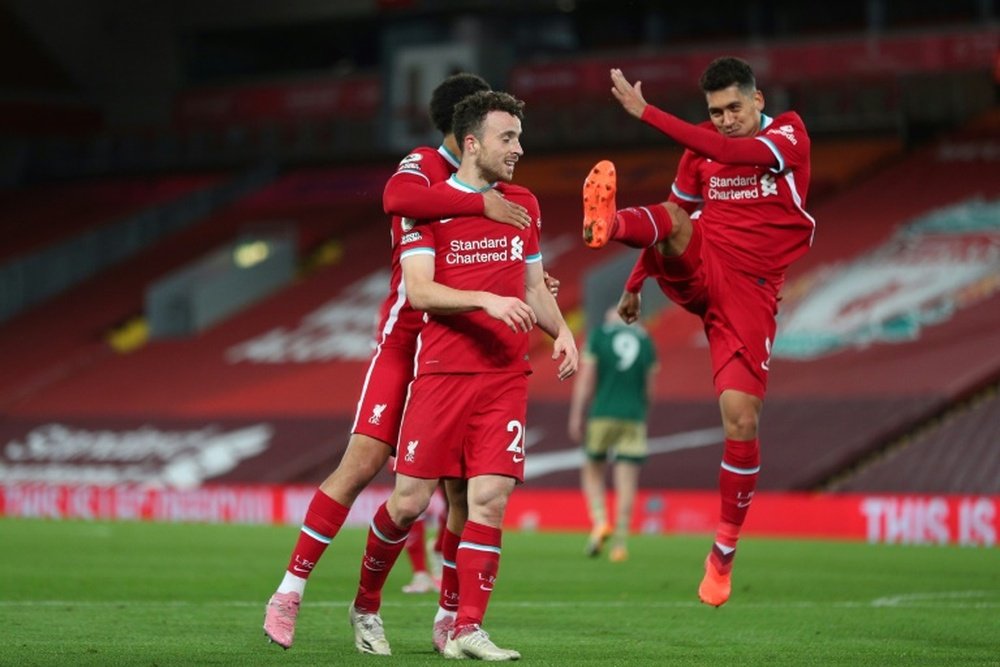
[640,105,779,168]
[384,175,485,219]
[398,224,436,261]
[669,150,704,213]
[755,112,810,174]
[524,193,543,263]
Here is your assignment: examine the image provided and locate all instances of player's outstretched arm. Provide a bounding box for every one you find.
[610,67,649,119]
[384,175,530,229]
[384,174,483,219]
[610,68,777,168]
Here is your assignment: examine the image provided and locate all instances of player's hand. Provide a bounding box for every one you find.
[610,68,648,119]
[617,290,641,324]
[552,330,579,381]
[483,189,531,230]
[543,271,560,298]
[482,294,536,332]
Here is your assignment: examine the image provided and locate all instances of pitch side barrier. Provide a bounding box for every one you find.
[0,484,995,547]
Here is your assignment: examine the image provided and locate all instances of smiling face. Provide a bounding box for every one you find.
[705,84,764,138]
[468,110,523,183]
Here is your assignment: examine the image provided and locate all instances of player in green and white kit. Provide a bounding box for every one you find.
[568,306,658,561]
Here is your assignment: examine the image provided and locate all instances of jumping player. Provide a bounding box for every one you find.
[582,58,815,607]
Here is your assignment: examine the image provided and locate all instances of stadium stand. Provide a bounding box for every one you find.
[0,165,390,414]
[0,167,276,324]
[3,113,996,495]
[831,384,1000,494]
[0,173,225,263]
[0,3,995,500]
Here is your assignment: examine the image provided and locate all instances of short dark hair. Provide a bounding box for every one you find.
[699,56,757,95]
[429,73,491,135]
[451,91,525,149]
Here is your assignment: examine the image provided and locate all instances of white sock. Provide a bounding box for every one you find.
[434,606,457,622]
[277,571,306,595]
[714,542,736,556]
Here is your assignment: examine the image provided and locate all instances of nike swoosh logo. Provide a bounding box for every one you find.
[512,456,524,463]
[292,566,310,574]
[736,501,752,508]
[479,585,494,592]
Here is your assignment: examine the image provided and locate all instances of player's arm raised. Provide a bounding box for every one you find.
[401,252,536,333]
[610,68,777,168]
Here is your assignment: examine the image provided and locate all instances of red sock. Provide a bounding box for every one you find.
[438,528,461,613]
[454,521,502,633]
[405,518,428,573]
[713,438,760,574]
[286,490,350,578]
[611,204,673,248]
[353,502,410,612]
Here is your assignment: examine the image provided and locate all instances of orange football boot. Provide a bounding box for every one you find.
[582,160,618,248]
[698,555,732,607]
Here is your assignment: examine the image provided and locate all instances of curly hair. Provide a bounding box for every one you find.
[429,73,491,135]
[451,91,525,147]
[699,56,757,96]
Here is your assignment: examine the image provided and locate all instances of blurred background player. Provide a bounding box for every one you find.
[568,305,658,562]
[582,57,815,606]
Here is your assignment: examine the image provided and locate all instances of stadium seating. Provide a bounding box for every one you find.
[832,387,1000,494]
[0,115,997,494]
[0,172,225,263]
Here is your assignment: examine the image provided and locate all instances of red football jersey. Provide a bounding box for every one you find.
[670,111,815,281]
[375,145,461,352]
[399,178,543,375]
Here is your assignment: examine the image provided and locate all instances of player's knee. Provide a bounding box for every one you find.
[662,201,689,236]
[727,416,758,440]
[721,405,759,439]
[322,461,381,503]
[468,494,509,527]
[388,492,431,526]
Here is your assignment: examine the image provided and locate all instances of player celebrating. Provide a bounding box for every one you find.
[263,73,536,652]
[347,90,577,661]
[581,57,815,606]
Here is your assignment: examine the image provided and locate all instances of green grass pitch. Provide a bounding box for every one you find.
[1,518,997,665]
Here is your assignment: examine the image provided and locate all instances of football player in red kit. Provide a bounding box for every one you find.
[582,57,816,607]
[350,90,577,661]
[263,73,540,653]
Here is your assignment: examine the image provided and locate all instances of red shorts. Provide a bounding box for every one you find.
[351,341,417,450]
[394,372,527,482]
[643,221,778,399]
